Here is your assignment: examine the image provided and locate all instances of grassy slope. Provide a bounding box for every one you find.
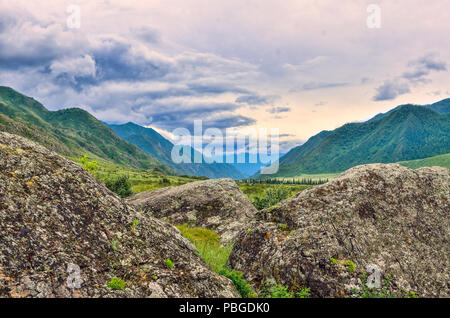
[93,161,205,194]
[0,86,170,172]
[397,153,450,170]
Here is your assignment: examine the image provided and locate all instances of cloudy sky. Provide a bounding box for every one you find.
[0,0,449,152]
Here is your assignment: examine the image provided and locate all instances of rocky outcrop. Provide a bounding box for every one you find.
[127,178,257,243]
[0,132,238,298]
[228,164,449,297]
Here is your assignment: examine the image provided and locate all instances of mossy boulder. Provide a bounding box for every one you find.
[228,164,449,297]
[127,178,258,243]
[0,132,238,298]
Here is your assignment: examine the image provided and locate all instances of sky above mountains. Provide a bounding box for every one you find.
[0,0,449,152]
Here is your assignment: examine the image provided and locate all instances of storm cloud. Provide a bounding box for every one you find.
[374,53,447,101]
[373,80,411,101]
[1,1,450,147]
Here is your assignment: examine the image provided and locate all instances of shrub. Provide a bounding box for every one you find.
[105,175,133,198]
[353,273,395,298]
[252,186,290,210]
[267,284,295,298]
[165,258,174,269]
[260,282,310,298]
[345,260,355,273]
[219,267,255,298]
[159,177,171,184]
[78,154,98,174]
[296,287,311,298]
[108,277,126,290]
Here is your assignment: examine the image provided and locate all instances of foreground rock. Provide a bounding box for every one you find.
[0,132,238,298]
[228,164,449,297]
[127,178,257,243]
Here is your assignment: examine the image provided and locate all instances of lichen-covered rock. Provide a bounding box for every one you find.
[127,178,257,243]
[228,164,449,297]
[0,132,238,298]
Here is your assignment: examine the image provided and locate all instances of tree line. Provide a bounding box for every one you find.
[241,178,329,185]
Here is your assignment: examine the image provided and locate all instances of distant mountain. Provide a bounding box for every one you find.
[108,122,247,179]
[426,98,450,114]
[208,152,285,176]
[0,86,170,172]
[266,102,450,177]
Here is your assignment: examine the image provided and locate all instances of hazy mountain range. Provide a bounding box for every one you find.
[1,86,449,180]
[108,122,246,179]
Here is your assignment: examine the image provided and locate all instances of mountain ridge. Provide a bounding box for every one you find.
[0,86,170,172]
[263,101,450,178]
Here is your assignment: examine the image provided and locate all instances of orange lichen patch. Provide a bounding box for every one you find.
[9,286,33,298]
[25,176,39,187]
[0,269,13,281]
[71,289,83,298]
[14,148,25,154]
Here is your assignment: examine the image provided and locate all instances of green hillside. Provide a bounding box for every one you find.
[397,153,450,170]
[0,86,170,172]
[109,122,246,179]
[269,103,450,177]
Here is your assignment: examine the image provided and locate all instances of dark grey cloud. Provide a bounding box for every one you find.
[402,53,447,82]
[188,82,250,95]
[0,9,86,70]
[267,106,291,114]
[0,8,263,135]
[373,80,410,101]
[235,94,279,105]
[150,112,256,133]
[91,38,170,82]
[412,54,447,71]
[291,81,348,92]
[374,53,447,101]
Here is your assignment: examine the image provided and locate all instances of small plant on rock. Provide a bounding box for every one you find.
[219,267,255,298]
[108,277,126,290]
[105,175,133,198]
[344,260,355,273]
[165,258,174,269]
[78,154,98,174]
